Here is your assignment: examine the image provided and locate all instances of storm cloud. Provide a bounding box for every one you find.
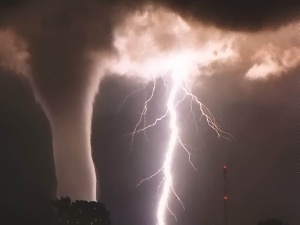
[159,0,300,31]
[0,0,298,201]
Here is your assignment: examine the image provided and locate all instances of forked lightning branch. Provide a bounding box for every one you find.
[121,67,230,225]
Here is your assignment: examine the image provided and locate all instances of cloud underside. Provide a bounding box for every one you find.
[0,0,299,105]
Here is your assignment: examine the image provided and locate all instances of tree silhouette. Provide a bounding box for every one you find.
[44,197,111,225]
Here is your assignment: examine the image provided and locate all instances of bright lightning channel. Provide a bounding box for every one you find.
[157,70,181,225]
[109,6,235,225]
[124,63,230,225]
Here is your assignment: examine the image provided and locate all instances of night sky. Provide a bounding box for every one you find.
[0,1,299,225]
[0,69,299,224]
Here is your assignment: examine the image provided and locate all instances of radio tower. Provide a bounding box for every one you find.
[223,165,228,225]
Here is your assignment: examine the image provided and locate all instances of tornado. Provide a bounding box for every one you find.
[0,0,119,201]
[29,37,100,201]
[23,1,115,201]
[0,0,298,202]
[0,0,147,201]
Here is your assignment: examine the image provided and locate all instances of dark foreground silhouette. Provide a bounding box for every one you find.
[44,197,111,225]
[1,197,111,225]
[0,198,289,225]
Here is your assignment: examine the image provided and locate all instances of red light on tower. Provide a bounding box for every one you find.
[223,164,228,225]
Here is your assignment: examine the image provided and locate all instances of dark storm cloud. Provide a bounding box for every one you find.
[0,0,299,202]
[0,0,299,108]
[159,0,300,31]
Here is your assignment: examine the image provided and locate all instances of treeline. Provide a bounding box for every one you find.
[45,197,111,225]
[0,198,290,225]
[1,197,111,225]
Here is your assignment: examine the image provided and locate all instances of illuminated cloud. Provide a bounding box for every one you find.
[231,22,300,79]
[109,6,238,81]
[0,29,29,76]
[108,6,299,82]
[245,43,300,79]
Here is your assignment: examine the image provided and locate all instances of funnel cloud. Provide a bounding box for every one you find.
[0,0,299,202]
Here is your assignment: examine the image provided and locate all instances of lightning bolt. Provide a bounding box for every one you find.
[123,66,230,225]
[157,71,181,225]
[156,69,231,225]
[112,9,234,225]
